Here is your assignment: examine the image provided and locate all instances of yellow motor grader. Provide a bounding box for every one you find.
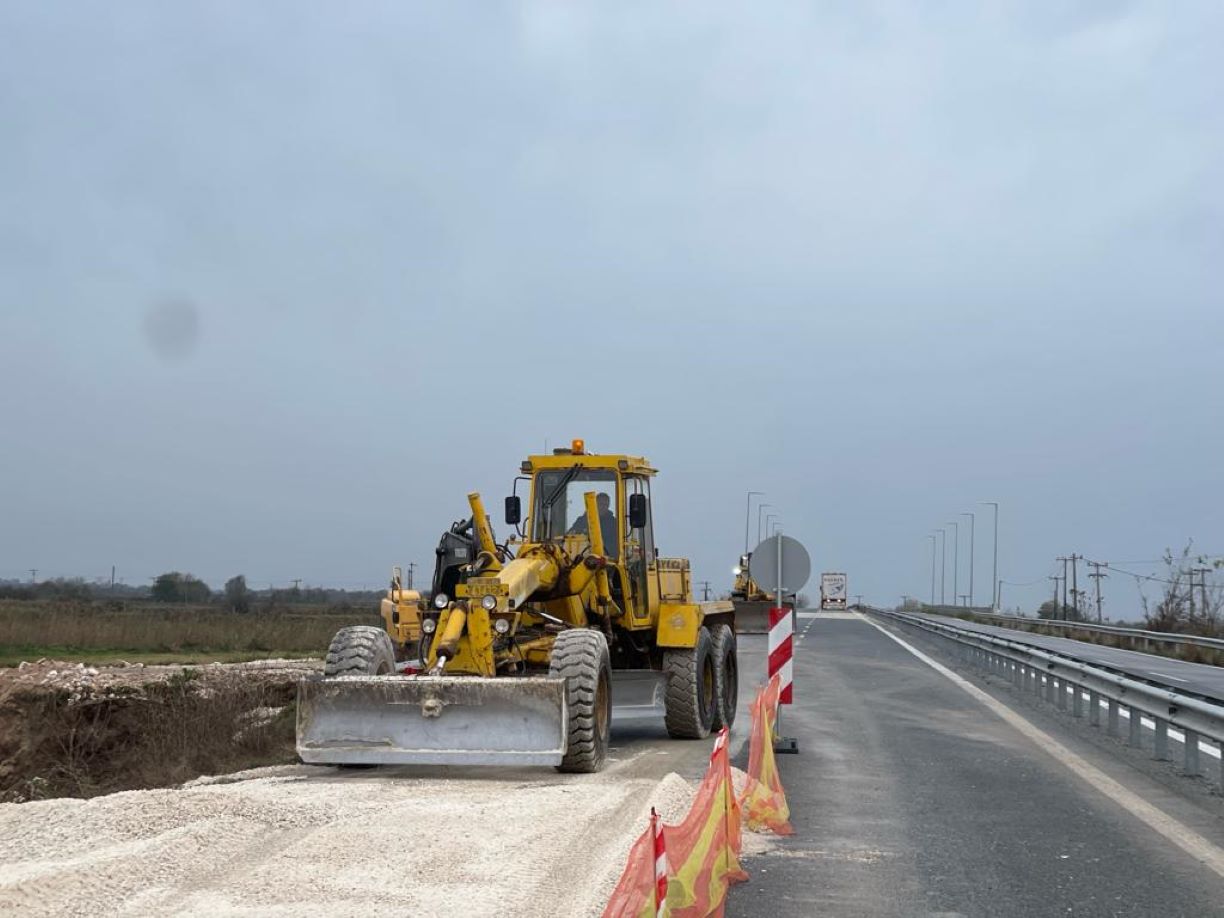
[297,441,737,773]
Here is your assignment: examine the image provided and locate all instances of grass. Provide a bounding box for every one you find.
[0,599,381,667]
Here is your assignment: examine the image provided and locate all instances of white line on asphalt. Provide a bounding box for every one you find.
[1149,672,1190,683]
[861,615,1224,880]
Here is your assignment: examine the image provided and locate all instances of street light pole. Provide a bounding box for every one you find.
[766,514,779,539]
[757,503,772,547]
[980,501,999,609]
[744,491,763,554]
[946,521,959,605]
[927,535,937,605]
[934,529,946,604]
[960,511,975,607]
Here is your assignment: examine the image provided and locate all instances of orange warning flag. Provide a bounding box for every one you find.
[738,676,795,836]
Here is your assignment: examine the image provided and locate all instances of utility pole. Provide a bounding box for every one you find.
[745,491,763,554]
[291,578,302,591]
[1088,561,1107,623]
[980,502,999,608]
[928,535,937,605]
[699,580,712,601]
[1049,575,1059,617]
[1192,568,1212,622]
[406,562,416,590]
[1070,554,1080,620]
[110,565,116,590]
[935,530,946,604]
[997,580,1004,612]
[960,594,969,606]
[961,512,975,606]
[946,521,959,608]
[28,569,37,583]
[1056,557,1069,620]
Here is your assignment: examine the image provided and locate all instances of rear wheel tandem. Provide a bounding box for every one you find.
[663,626,716,739]
[324,626,396,677]
[710,624,738,731]
[550,629,612,773]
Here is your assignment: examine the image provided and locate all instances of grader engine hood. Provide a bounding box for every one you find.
[297,675,568,766]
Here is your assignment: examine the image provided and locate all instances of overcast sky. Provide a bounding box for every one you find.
[2,2,1221,616]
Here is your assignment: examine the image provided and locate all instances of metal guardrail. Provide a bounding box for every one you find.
[950,611,1224,656]
[868,608,1224,787]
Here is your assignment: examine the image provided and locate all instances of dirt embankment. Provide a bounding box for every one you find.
[0,764,695,918]
[0,660,319,802]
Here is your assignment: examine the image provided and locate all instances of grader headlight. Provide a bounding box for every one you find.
[421,617,438,634]
[433,593,449,610]
[493,617,511,635]
[481,594,498,612]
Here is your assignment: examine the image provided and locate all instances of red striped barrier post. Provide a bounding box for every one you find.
[651,808,667,918]
[768,603,799,753]
[767,605,793,704]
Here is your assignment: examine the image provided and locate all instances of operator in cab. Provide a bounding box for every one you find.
[568,492,619,561]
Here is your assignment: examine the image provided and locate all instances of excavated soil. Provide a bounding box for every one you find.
[0,764,695,918]
[0,660,317,801]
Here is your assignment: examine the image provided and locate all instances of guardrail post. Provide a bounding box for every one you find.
[1154,719,1169,760]
[1107,699,1120,736]
[1128,707,1143,747]
[1184,729,1200,775]
[1088,690,1101,726]
[1045,673,1056,704]
[1056,678,1067,710]
[1072,685,1083,718]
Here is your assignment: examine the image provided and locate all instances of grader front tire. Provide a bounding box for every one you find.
[550,629,612,773]
[663,626,716,739]
[324,626,396,677]
[710,624,738,731]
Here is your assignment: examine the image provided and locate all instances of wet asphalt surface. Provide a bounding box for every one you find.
[725,613,1224,918]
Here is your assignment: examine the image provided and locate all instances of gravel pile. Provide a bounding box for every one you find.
[0,764,695,917]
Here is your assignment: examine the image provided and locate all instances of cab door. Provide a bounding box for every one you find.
[623,475,659,624]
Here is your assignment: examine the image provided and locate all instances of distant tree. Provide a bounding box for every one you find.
[1140,542,1223,636]
[151,572,212,604]
[224,575,250,614]
[1037,599,1086,622]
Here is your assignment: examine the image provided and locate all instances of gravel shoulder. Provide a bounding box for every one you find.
[0,763,694,918]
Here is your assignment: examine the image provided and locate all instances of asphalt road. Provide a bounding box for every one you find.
[928,613,1224,702]
[726,612,1224,917]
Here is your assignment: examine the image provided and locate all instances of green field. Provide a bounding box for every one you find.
[0,599,381,667]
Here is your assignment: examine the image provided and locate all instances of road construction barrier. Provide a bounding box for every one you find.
[767,607,794,704]
[738,675,794,836]
[602,728,747,917]
[603,679,795,916]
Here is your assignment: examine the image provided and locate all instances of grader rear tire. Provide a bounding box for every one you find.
[324,626,396,677]
[710,624,738,731]
[549,629,612,773]
[663,626,716,739]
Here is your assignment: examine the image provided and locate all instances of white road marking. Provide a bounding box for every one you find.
[861,615,1224,880]
[1150,672,1190,683]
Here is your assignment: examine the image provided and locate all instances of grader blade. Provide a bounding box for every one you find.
[296,676,568,767]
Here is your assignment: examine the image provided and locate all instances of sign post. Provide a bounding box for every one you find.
[749,533,810,754]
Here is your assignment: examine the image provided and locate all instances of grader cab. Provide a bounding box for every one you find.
[297,441,737,772]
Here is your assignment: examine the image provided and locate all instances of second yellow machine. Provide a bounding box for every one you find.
[297,441,737,773]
